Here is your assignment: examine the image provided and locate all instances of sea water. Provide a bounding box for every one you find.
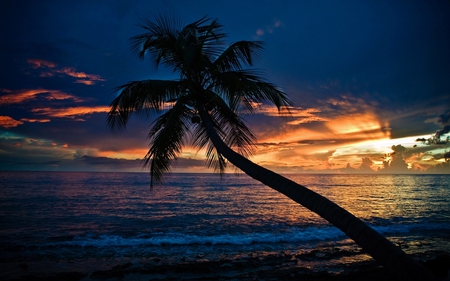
[0,171,449,277]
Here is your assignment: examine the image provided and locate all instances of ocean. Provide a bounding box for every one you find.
[0,171,449,279]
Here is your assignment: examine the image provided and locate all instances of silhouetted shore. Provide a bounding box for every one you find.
[3,251,448,281]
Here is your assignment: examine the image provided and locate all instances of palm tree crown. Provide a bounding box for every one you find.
[108,15,291,185]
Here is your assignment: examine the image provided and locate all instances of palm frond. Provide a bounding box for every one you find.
[208,95,257,157]
[143,97,191,186]
[205,143,227,174]
[191,92,256,174]
[212,70,292,113]
[192,117,228,174]
[196,18,227,62]
[213,41,264,72]
[107,79,183,132]
[131,15,185,71]
[176,16,226,77]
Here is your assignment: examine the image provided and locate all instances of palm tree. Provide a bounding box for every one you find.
[107,16,438,280]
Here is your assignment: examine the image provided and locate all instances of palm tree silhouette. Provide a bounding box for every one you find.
[107,16,437,280]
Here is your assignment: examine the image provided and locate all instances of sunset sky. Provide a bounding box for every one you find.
[1,0,449,174]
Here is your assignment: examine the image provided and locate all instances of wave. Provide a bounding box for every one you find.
[373,221,450,235]
[42,220,450,249]
[48,226,345,248]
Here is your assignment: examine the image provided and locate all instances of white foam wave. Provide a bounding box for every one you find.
[45,221,449,249]
[54,227,345,248]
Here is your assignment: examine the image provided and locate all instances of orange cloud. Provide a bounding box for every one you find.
[257,105,330,124]
[55,67,105,84]
[27,59,57,69]
[20,118,51,123]
[255,19,283,37]
[75,80,95,85]
[39,72,55,77]
[27,58,105,85]
[0,89,83,105]
[250,107,393,172]
[0,89,43,104]
[31,106,110,119]
[48,91,83,101]
[325,112,387,138]
[0,116,24,128]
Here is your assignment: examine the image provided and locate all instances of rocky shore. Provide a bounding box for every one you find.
[3,251,449,281]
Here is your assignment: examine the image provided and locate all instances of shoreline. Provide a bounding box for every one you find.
[3,251,448,281]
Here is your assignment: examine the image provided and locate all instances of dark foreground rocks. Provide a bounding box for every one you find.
[3,252,449,281]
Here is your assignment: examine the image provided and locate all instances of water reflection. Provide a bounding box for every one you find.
[286,174,450,224]
[1,172,449,240]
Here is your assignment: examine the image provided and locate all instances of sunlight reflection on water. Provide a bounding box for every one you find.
[285,174,450,224]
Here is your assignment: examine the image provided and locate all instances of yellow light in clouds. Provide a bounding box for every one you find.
[333,134,431,160]
[326,113,382,135]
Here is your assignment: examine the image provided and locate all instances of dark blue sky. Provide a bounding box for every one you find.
[1,0,449,173]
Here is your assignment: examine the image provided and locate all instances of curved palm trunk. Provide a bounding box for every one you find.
[198,109,439,281]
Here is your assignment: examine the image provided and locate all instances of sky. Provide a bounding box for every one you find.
[0,0,449,174]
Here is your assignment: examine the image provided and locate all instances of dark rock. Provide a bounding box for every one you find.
[91,269,124,279]
[423,254,450,278]
[219,262,233,268]
[91,263,133,279]
[171,260,219,274]
[45,272,86,281]
[18,263,29,270]
[112,262,132,270]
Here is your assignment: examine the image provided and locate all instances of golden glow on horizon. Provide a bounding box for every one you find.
[97,148,148,160]
[342,135,428,153]
[246,111,436,172]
